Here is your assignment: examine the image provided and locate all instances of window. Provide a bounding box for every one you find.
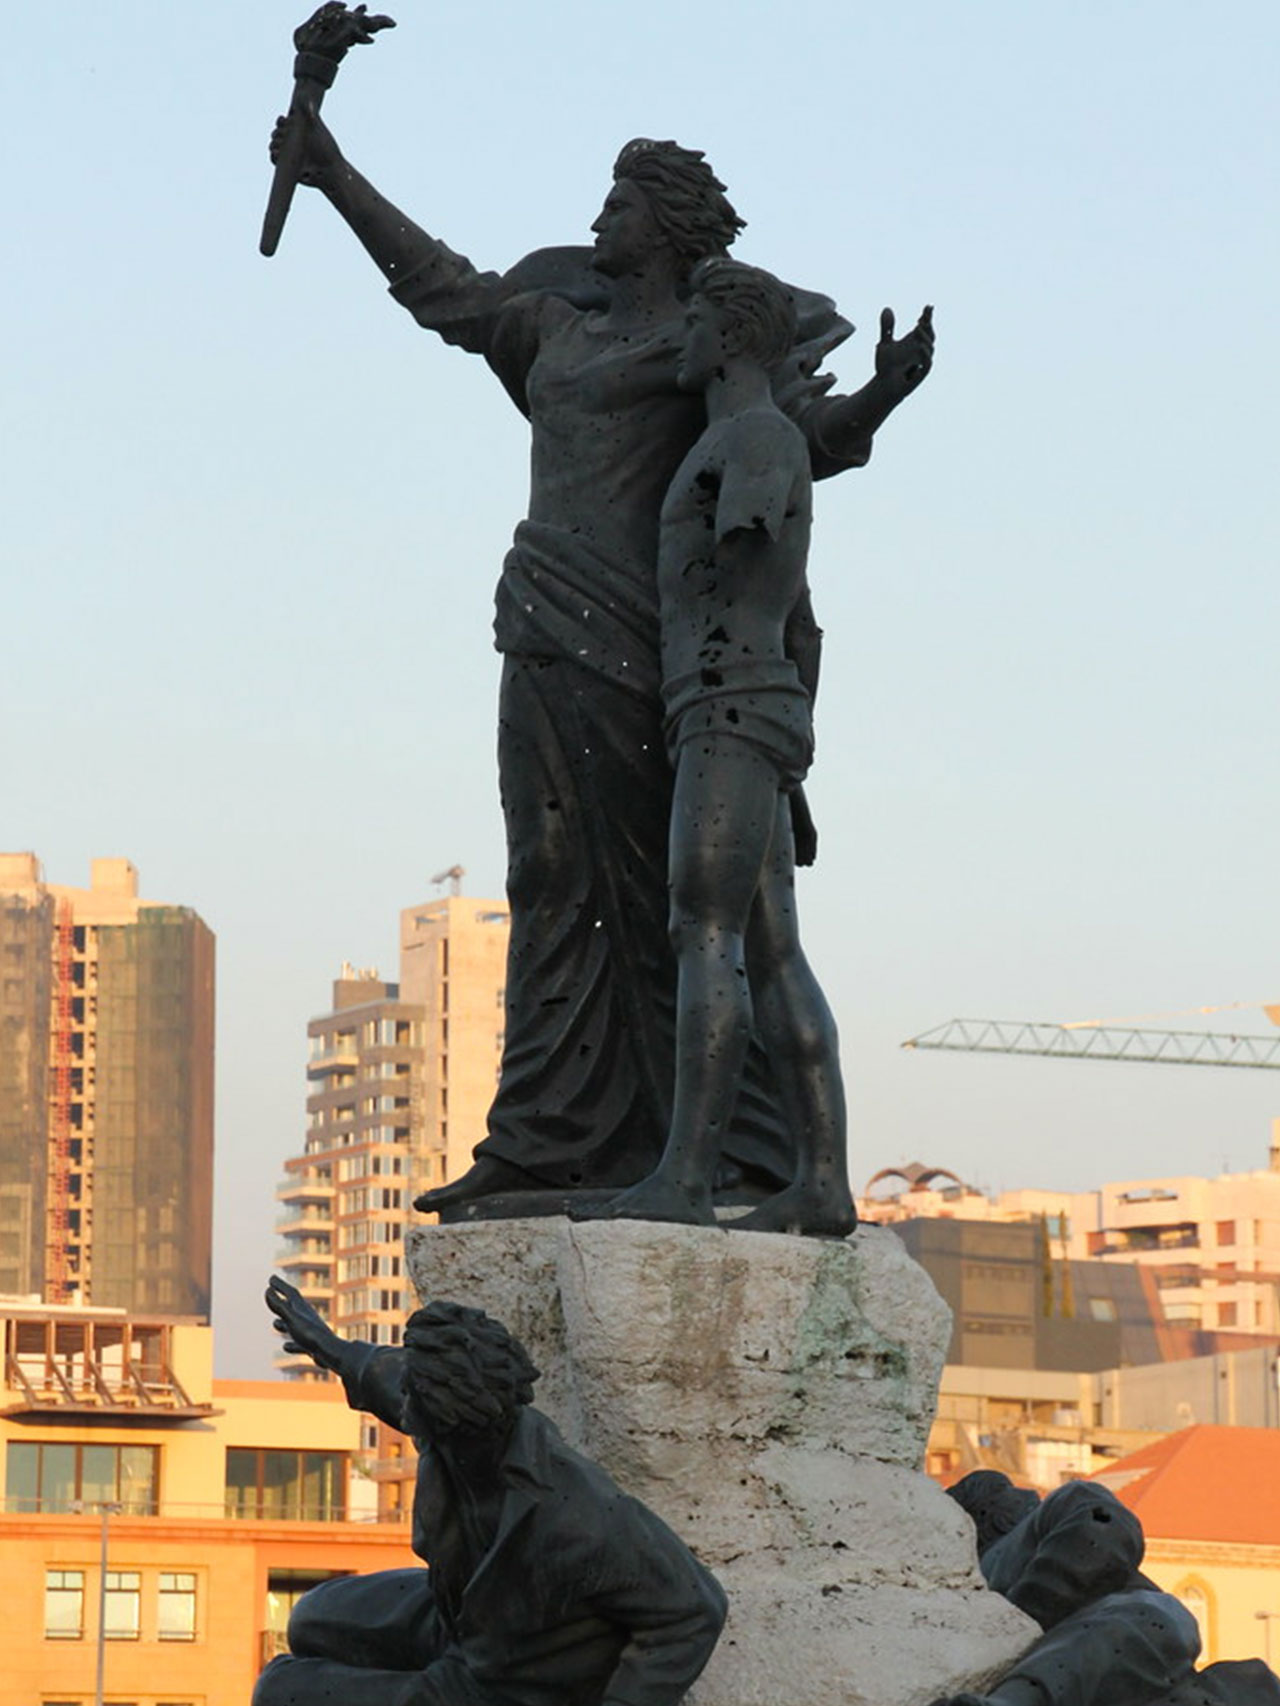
[45,1569,84,1639]
[104,1570,141,1639]
[7,1442,157,1513]
[158,1571,197,1640]
[1218,1302,1237,1327]
[225,1448,347,1521]
[1216,1220,1236,1247]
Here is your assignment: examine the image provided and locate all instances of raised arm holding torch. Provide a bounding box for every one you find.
[260,2,394,257]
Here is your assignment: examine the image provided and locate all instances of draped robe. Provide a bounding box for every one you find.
[390,242,866,1191]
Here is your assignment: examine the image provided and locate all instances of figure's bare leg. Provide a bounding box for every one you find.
[735,797,855,1238]
[601,742,780,1227]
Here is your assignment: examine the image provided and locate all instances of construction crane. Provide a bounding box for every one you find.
[903,1002,1280,1070]
[431,864,465,897]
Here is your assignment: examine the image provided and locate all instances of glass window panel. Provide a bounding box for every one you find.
[158,1572,197,1640]
[225,1448,257,1518]
[45,1568,84,1638]
[80,1444,118,1506]
[5,1441,39,1512]
[41,1443,77,1512]
[260,1449,299,1519]
[104,1570,141,1639]
[118,1445,157,1514]
[301,1452,342,1521]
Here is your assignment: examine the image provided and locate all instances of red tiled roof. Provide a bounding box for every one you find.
[1091,1425,1280,1547]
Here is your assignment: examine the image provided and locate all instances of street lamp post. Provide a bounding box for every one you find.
[92,1501,122,1706]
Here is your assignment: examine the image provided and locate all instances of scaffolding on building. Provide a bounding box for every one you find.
[44,900,75,1305]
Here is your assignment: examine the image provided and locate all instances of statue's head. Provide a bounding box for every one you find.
[400,1300,539,1440]
[946,1470,1040,1556]
[678,257,796,388]
[593,139,744,278]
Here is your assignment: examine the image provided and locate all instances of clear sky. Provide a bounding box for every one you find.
[6,1,1278,1376]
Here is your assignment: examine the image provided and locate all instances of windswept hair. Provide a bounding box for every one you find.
[613,138,745,268]
[688,257,797,369]
[402,1301,539,1436]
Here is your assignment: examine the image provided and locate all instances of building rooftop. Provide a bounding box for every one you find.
[1092,1423,1280,1546]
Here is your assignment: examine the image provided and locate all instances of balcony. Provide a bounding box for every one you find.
[1094,1222,1200,1256]
[277,1205,334,1233]
[275,1242,334,1266]
[307,1048,359,1077]
[3,1317,217,1420]
[272,1266,332,1298]
[277,1174,335,1204]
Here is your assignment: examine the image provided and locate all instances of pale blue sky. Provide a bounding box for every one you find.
[5,2,1278,1374]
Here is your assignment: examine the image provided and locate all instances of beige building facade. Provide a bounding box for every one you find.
[861,1136,1280,1341]
[0,1302,414,1704]
[0,854,214,1317]
[1094,1426,1280,1667]
[275,894,508,1378]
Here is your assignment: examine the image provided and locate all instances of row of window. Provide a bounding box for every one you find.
[46,1569,197,1642]
[337,1220,403,1248]
[342,1287,408,1317]
[7,1442,158,1514]
[308,1019,421,1058]
[337,1151,409,1180]
[338,1253,403,1282]
[7,1443,349,1523]
[224,1448,347,1522]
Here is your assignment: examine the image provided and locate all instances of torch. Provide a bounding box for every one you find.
[260,2,395,257]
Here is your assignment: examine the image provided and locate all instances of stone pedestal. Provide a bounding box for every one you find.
[406,1218,1035,1706]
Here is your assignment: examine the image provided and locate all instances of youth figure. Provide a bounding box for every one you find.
[602,260,855,1237]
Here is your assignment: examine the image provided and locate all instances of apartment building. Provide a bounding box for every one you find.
[0,1301,415,1705]
[275,894,508,1373]
[862,1135,1280,1341]
[399,894,509,1191]
[0,854,214,1317]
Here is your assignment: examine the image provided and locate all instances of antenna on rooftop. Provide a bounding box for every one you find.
[431,864,465,897]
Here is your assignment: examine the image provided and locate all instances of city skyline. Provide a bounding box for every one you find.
[7,1,1279,1375]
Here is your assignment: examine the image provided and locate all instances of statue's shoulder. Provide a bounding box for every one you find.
[501,246,611,312]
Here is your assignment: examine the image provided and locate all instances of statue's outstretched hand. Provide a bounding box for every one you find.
[266,1274,346,1373]
[875,304,935,397]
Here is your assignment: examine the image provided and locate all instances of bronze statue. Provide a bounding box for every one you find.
[586,258,854,1237]
[266,12,933,1230]
[936,1471,1280,1706]
[256,1276,726,1706]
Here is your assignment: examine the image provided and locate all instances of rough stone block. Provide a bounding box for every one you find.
[406,1218,1035,1706]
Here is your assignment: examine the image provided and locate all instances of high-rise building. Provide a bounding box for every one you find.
[399,894,509,1191]
[0,854,215,1316]
[275,894,508,1377]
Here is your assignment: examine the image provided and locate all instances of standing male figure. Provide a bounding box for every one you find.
[255,1276,727,1706]
[600,259,855,1237]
